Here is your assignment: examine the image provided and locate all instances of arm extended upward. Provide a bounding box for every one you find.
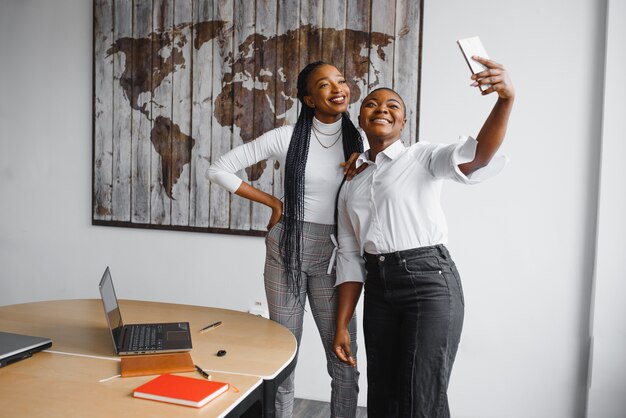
[458,56,515,176]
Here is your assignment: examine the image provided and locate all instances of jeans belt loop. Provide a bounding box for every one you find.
[437,244,447,260]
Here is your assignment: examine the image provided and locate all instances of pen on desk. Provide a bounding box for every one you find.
[199,321,222,333]
[195,364,211,380]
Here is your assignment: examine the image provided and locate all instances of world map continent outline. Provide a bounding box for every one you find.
[106,21,394,198]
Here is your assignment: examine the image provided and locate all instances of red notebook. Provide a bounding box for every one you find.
[132,374,229,408]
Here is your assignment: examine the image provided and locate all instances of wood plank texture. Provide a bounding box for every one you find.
[321,0,347,72]
[345,0,371,126]
[131,0,153,224]
[208,0,233,229]
[394,0,422,145]
[150,0,173,225]
[272,0,300,203]
[228,0,254,231]
[368,0,395,90]
[92,0,423,236]
[111,0,133,221]
[299,0,323,69]
[189,0,215,227]
[93,0,114,221]
[250,0,278,231]
[170,0,193,226]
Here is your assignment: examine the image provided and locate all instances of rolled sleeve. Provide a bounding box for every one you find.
[451,136,509,184]
[336,250,365,286]
[335,190,366,286]
[206,161,244,193]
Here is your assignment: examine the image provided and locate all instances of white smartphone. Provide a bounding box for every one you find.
[457,36,490,91]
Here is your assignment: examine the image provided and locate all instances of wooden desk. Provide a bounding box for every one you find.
[0,299,297,418]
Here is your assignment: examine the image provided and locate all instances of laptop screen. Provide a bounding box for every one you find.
[99,268,124,345]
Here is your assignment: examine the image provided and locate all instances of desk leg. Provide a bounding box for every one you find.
[262,355,297,418]
[226,382,264,418]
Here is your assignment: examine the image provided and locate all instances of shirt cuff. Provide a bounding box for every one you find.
[206,165,244,193]
[335,252,366,286]
[451,136,509,184]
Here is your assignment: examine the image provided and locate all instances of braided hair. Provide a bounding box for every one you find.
[280,61,364,301]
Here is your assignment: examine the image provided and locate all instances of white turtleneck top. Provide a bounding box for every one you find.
[207,117,363,224]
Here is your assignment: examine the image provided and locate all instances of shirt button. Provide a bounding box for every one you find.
[379,255,385,261]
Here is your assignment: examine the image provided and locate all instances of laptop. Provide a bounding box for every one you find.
[98,267,192,355]
[0,331,52,367]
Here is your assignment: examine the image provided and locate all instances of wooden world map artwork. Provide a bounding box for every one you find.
[92,0,423,236]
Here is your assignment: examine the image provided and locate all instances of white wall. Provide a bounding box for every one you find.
[420,1,607,417]
[0,0,620,416]
[586,0,626,417]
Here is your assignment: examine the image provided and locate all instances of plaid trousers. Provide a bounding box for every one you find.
[264,220,360,418]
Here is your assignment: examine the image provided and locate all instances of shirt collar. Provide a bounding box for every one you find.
[380,139,405,160]
[356,138,404,167]
[355,154,369,168]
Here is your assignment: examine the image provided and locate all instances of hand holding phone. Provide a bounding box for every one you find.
[457,36,490,91]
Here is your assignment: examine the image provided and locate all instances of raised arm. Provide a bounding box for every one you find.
[458,56,515,176]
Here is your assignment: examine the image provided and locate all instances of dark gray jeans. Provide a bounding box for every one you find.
[363,244,464,418]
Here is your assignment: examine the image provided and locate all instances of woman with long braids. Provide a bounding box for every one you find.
[207,61,363,418]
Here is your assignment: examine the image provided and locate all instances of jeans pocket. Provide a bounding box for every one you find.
[265,219,283,242]
[401,256,442,276]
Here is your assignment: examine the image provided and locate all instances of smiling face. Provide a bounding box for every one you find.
[358,88,406,143]
[302,64,350,123]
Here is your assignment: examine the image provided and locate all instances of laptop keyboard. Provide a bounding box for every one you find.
[127,324,163,351]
